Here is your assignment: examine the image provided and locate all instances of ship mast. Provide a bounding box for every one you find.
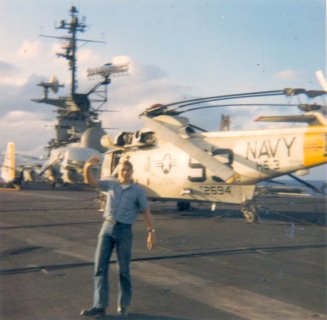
[55,5,87,97]
[32,6,128,153]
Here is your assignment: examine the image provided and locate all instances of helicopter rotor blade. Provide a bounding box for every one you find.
[142,115,238,183]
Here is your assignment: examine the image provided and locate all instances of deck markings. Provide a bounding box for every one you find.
[133,262,326,320]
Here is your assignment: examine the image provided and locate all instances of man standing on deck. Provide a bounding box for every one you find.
[80,158,155,317]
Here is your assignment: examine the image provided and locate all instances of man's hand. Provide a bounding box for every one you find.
[147,231,155,250]
[84,156,102,186]
[86,156,102,166]
[143,207,155,250]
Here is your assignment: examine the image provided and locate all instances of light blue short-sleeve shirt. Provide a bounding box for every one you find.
[98,179,148,225]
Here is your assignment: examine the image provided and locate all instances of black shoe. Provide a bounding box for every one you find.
[117,305,128,317]
[80,307,105,317]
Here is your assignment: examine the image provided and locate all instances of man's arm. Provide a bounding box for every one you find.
[83,156,102,187]
[142,207,155,250]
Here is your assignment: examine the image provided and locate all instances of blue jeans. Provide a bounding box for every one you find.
[93,221,133,309]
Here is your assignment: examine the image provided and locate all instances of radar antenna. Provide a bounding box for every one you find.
[87,63,129,110]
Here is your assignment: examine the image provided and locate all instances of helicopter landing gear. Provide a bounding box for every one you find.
[241,201,259,223]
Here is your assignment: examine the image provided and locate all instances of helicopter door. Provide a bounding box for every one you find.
[101,150,124,178]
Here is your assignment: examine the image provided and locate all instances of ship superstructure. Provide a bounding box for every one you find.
[32,6,128,154]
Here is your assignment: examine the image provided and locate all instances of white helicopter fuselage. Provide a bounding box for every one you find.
[107,124,326,205]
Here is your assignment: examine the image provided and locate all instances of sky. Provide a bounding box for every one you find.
[0,0,326,180]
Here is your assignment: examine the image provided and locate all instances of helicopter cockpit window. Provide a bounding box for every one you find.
[111,150,123,175]
[101,150,124,178]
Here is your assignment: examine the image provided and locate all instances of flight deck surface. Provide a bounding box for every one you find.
[0,188,326,320]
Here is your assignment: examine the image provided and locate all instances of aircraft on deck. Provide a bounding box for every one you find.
[92,84,326,223]
[37,129,104,186]
[1,6,126,189]
[0,138,103,189]
[0,142,43,189]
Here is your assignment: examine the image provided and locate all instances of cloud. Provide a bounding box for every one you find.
[99,57,194,132]
[0,111,53,155]
[78,48,99,64]
[0,72,56,118]
[0,60,17,75]
[0,60,26,86]
[112,56,130,65]
[1,57,300,159]
[17,40,43,59]
[0,76,27,86]
[50,43,63,56]
[274,69,299,81]
[0,54,318,187]
[0,57,193,156]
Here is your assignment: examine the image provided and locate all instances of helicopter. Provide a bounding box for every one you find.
[86,84,326,223]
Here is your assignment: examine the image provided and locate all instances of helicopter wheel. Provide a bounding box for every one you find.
[241,201,258,223]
